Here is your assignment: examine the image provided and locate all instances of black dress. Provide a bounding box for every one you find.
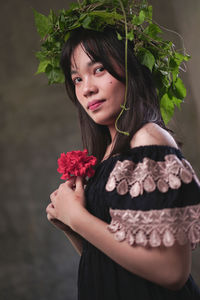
[78,145,200,300]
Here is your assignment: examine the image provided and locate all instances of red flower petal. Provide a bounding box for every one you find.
[57,149,97,180]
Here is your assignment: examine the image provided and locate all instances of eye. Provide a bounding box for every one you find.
[95,66,105,74]
[72,77,82,85]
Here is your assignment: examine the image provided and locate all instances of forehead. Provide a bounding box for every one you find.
[71,44,93,70]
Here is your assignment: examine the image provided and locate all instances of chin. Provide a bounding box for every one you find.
[89,112,117,126]
[91,117,114,126]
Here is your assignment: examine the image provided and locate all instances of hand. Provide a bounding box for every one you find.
[46,207,74,234]
[46,176,86,231]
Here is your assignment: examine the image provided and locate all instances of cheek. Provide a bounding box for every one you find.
[112,81,125,97]
[75,88,83,104]
[75,86,79,98]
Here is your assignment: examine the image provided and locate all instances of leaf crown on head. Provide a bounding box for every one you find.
[34,0,190,124]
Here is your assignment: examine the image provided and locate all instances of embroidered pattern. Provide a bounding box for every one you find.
[105,154,200,197]
[108,204,200,249]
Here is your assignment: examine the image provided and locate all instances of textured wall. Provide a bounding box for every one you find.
[1,0,199,299]
[150,0,200,167]
[1,1,81,299]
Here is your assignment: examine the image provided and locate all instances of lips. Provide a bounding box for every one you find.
[87,99,105,111]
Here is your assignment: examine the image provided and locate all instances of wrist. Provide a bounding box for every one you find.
[70,207,90,233]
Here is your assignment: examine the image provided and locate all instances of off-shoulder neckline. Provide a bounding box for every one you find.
[127,144,181,154]
[100,144,182,165]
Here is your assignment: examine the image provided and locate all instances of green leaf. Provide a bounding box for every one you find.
[82,15,93,29]
[33,9,50,38]
[89,11,123,22]
[35,51,46,60]
[127,30,134,41]
[160,93,174,124]
[173,77,186,99]
[172,96,182,109]
[171,68,178,82]
[35,60,50,74]
[80,11,123,30]
[69,2,80,10]
[161,72,171,89]
[64,32,71,42]
[68,22,81,31]
[138,10,146,23]
[49,9,56,23]
[147,5,153,19]
[132,10,146,25]
[138,48,155,72]
[174,52,190,64]
[184,54,191,61]
[144,23,162,40]
[117,32,123,40]
[46,68,65,84]
[169,57,179,82]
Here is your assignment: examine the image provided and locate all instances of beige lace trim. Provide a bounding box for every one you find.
[105,154,200,198]
[108,204,200,249]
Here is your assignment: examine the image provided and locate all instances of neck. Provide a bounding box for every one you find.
[101,125,116,162]
[108,124,117,143]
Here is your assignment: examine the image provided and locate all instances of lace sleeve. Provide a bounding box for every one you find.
[105,153,200,249]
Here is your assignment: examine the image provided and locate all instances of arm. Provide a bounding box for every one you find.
[47,204,83,256]
[63,228,83,256]
[71,208,191,290]
[47,177,191,291]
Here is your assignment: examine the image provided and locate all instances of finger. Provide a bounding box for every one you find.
[58,182,70,191]
[48,202,55,209]
[75,176,84,192]
[47,214,58,225]
[50,195,56,206]
[65,177,76,187]
[50,189,58,201]
[46,203,56,217]
[46,202,52,211]
[59,178,75,191]
[47,213,53,221]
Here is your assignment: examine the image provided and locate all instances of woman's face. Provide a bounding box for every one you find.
[71,44,125,128]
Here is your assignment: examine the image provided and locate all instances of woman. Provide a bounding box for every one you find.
[46,28,200,299]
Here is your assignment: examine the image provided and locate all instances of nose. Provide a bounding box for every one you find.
[83,78,98,98]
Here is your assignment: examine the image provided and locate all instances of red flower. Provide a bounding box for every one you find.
[57,149,97,180]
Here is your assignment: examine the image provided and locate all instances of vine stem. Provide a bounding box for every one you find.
[115,0,130,136]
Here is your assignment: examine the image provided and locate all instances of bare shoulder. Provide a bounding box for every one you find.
[130,123,178,149]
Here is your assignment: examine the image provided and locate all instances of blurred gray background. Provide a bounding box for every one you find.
[0,0,199,299]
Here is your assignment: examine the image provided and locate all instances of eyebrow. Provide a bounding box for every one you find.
[71,61,100,75]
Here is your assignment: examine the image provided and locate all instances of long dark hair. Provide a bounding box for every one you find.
[60,27,167,162]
